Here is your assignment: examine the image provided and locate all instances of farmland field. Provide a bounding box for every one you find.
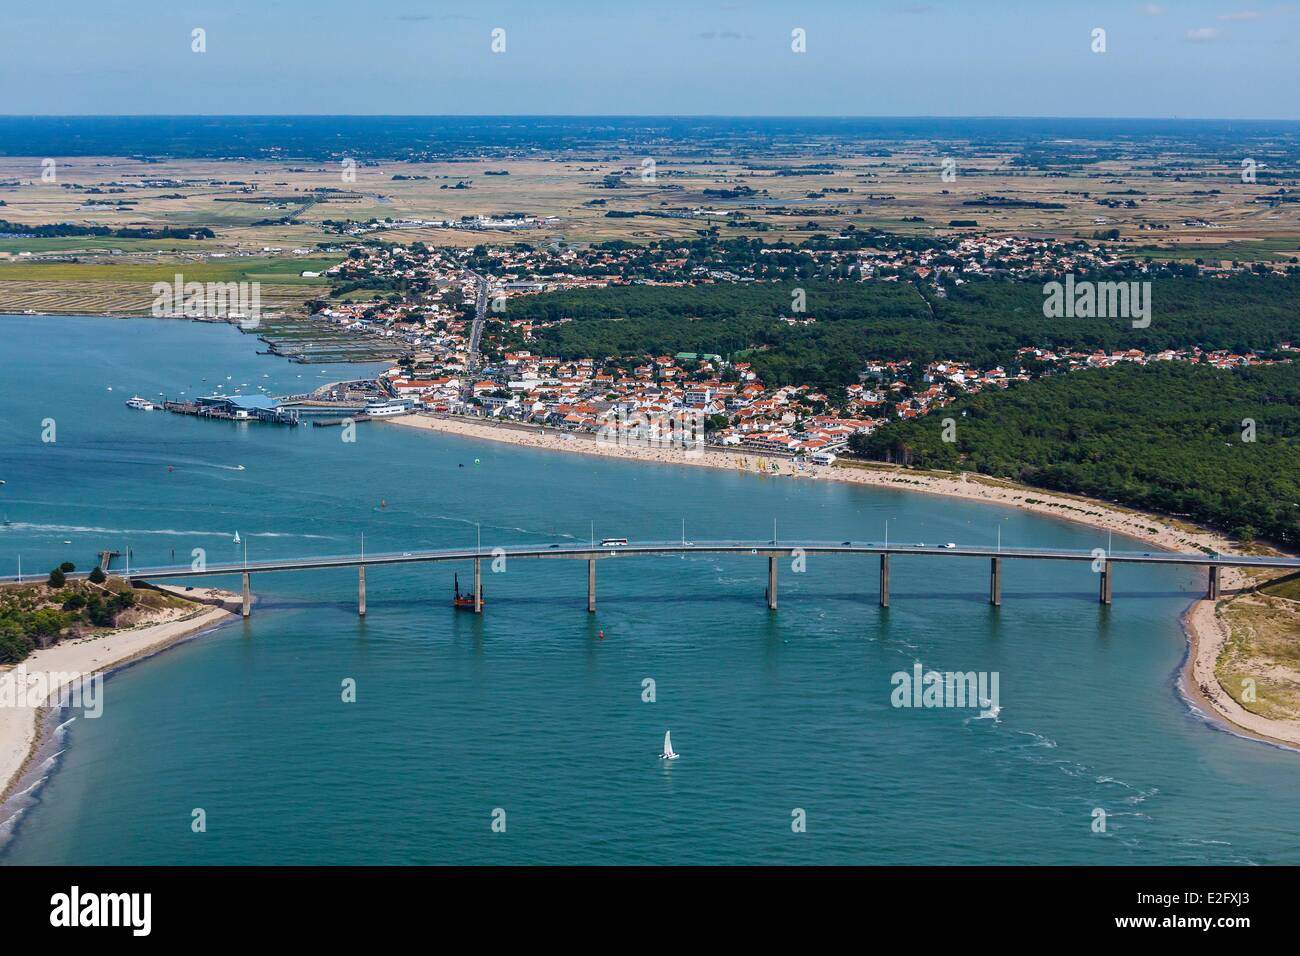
[1,129,1298,319]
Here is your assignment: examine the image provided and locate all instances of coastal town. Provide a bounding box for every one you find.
[212,234,1296,458]
[361,342,1295,460]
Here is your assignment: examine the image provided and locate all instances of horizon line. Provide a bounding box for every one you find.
[2,113,1300,123]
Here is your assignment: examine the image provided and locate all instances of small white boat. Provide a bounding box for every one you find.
[659,731,679,760]
[233,531,241,544]
[125,395,157,410]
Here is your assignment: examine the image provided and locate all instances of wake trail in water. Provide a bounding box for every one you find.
[2,522,334,540]
[421,513,578,539]
[32,446,250,472]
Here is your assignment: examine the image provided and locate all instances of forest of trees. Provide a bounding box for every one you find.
[850,361,1300,546]
[504,274,1300,388]
[0,219,214,240]
[505,280,930,386]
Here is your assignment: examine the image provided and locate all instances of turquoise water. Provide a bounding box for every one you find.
[1,314,1299,865]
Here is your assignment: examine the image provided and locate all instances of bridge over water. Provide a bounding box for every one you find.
[10,541,1296,619]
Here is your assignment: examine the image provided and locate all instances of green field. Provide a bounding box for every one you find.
[1123,238,1300,263]
[0,256,338,284]
[0,236,216,254]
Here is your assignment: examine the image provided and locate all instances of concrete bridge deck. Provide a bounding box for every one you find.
[5,540,1294,619]
[71,539,1300,578]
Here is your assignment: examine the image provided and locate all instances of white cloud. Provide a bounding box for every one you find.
[1185,26,1223,41]
[1139,3,1167,15]
[1218,10,1263,20]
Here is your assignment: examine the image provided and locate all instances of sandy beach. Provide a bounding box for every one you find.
[0,586,240,802]
[386,412,1299,749]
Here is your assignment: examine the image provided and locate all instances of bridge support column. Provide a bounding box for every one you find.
[358,566,366,617]
[1100,561,1113,605]
[587,559,596,613]
[879,554,890,608]
[990,557,1002,607]
[1207,564,1220,601]
[766,556,778,610]
[241,573,251,618]
[473,559,482,614]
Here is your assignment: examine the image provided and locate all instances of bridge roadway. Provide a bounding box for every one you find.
[6,540,1296,618]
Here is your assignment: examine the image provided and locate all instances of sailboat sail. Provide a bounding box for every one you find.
[662,731,674,756]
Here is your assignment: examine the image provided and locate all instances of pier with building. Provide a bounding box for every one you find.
[134,378,416,428]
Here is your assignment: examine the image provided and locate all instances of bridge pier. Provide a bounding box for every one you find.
[1099,560,1113,605]
[241,572,251,618]
[766,556,778,610]
[473,559,483,614]
[587,559,596,613]
[358,566,366,617]
[879,554,890,608]
[1207,564,1220,601]
[990,557,1002,607]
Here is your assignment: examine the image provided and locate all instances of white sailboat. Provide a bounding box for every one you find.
[233,530,241,545]
[659,731,679,760]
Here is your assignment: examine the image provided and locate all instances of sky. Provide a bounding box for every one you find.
[5,1,1299,118]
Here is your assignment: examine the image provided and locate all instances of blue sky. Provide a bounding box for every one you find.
[6,1,1299,117]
